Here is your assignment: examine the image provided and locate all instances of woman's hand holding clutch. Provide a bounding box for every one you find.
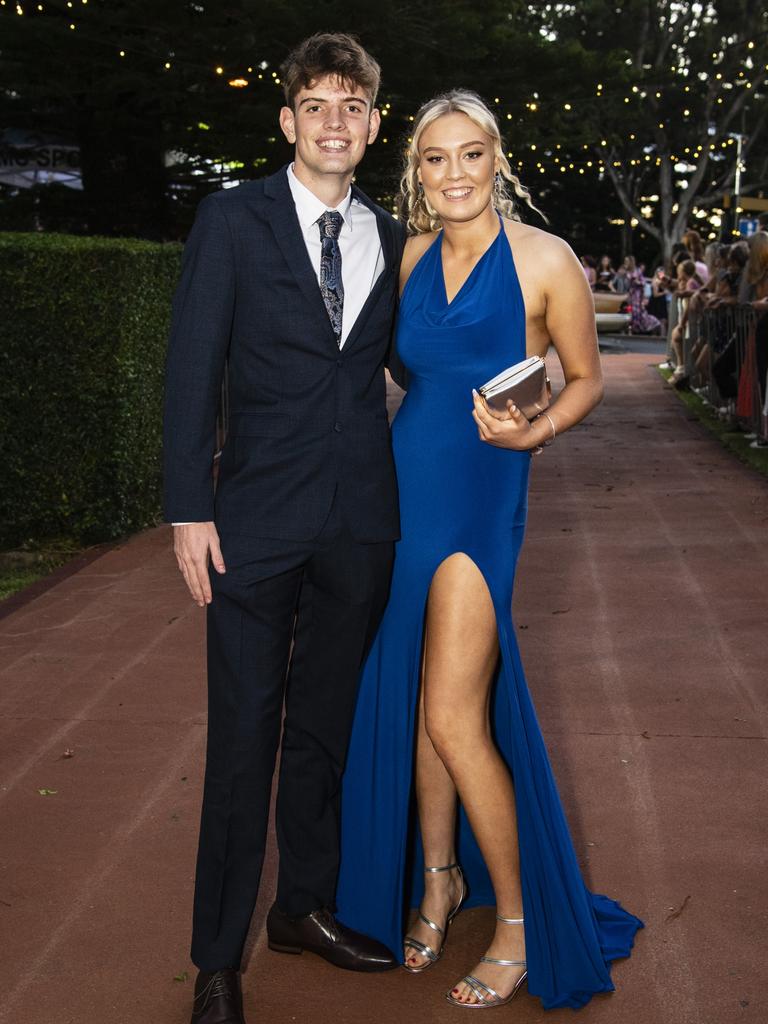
[471,390,553,451]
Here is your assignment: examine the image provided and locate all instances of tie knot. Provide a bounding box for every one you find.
[318,210,344,240]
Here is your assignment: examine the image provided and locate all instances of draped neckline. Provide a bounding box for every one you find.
[440,214,505,308]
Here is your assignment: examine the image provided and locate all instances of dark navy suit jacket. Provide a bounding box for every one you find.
[163,166,407,543]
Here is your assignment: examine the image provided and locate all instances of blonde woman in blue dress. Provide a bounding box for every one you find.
[337,90,642,1010]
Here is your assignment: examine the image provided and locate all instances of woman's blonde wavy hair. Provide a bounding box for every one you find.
[399,89,544,235]
[746,229,768,286]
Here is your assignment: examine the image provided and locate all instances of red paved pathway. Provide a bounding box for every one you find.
[0,353,765,1024]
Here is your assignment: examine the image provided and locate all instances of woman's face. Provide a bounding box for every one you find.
[418,111,498,225]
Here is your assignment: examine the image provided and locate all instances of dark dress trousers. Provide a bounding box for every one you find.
[163,166,406,971]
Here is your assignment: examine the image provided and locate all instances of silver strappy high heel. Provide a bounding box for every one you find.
[445,913,527,1008]
[402,862,466,973]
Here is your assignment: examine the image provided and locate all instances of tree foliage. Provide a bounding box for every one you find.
[526,1,768,258]
[1,0,766,260]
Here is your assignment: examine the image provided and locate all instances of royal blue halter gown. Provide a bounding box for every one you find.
[336,218,643,1010]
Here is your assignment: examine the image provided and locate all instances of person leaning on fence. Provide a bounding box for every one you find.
[670,245,750,390]
[668,260,704,384]
[681,244,733,387]
[681,228,709,285]
[744,232,768,436]
[658,246,695,367]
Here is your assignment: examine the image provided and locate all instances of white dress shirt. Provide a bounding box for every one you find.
[173,166,385,525]
[286,163,384,346]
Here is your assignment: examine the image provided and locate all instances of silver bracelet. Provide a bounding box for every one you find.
[541,412,556,446]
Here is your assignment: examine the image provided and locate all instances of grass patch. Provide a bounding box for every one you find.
[657,367,768,479]
[0,540,84,602]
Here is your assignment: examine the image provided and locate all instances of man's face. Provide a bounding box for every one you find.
[279,75,380,183]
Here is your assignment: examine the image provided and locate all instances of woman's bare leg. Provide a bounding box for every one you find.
[402,655,463,967]
[414,553,526,1002]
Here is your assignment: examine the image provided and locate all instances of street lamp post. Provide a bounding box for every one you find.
[727,131,747,236]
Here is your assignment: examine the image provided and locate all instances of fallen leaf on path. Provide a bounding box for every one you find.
[62,748,75,759]
[552,608,571,615]
[173,972,189,983]
[641,730,651,739]
[38,788,57,796]
[665,895,691,922]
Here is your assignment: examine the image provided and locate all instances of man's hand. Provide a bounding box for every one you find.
[173,522,226,607]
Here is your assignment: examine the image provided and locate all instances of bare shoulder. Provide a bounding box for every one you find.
[502,219,579,272]
[400,230,439,292]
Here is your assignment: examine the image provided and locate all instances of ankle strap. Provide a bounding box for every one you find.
[424,862,458,873]
[496,914,524,924]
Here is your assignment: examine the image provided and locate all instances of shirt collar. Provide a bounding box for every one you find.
[287,163,354,231]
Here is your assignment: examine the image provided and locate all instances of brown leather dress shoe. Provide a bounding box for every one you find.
[190,969,245,1024]
[266,904,398,972]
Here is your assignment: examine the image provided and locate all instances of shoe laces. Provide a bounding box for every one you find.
[210,972,234,999]
[195,970,235,1008]
[312,907,342,941]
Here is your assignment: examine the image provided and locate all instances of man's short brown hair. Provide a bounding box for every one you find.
[280,33,381,110]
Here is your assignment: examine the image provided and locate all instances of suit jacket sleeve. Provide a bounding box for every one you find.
[162,195,235,522]
[385,217,410,392]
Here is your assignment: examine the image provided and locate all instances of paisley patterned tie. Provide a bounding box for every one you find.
[318,210,345,345]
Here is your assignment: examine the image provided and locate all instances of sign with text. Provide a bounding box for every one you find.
[738,218,760,237]
[0,145,82,189]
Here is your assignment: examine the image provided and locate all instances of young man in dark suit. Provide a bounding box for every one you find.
[163,34,405,1024]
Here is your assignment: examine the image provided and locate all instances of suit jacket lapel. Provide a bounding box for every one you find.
[263,168,338,347]
[261,169,397,353]
[341,187,396,353]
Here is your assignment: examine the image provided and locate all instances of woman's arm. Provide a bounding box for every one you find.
[473,236,603,451]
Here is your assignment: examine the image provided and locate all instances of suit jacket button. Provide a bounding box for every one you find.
[334,422,343,432]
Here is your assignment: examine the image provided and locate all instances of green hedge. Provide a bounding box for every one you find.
[0,232,182,546]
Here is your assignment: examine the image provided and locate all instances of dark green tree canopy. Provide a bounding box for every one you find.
[1,0,766,260]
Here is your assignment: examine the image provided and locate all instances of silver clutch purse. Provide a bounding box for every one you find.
[478,355,551,418]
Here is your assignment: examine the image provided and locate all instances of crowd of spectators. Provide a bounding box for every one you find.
[580,214,768,445]
[659,218,768,447]
[580,252,663,334]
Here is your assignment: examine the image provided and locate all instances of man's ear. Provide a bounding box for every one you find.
[367,108,382,144]
[279,105,297,144]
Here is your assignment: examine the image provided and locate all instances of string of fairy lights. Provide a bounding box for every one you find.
[4,0,767,236]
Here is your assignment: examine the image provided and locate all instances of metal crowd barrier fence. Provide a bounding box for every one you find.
[686,303,766,440]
